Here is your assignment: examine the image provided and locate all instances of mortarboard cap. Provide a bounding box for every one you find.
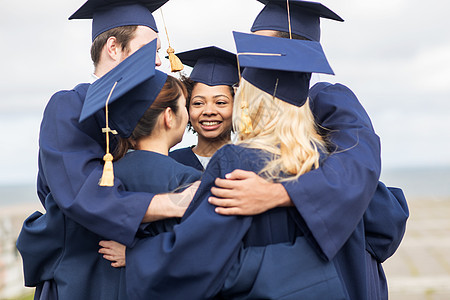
[108,70,167,138]
[233,31,333,107]
[251,0,343,42]
[80,38,167,138]
[176,46,240,86]
[69,0,169,41]
[79,38,167,187]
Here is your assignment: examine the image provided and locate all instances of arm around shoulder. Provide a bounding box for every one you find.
[38,87,152,246]
[281,82,381,260]
[210,170,292,216]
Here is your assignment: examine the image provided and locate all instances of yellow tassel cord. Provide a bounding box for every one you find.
[160,9,183,72]
[234,57,252,134]
[235,53,283,135]
[235,56,251,135]
[286,0,292,39]
[241,99,253,134]
[99,81,119,187]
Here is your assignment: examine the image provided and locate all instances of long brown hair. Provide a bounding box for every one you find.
[113,76,187,160]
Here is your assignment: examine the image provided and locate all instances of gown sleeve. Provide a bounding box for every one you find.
[126,145,253,300]
[169,147,204,171]
[37,88,152,246]
[364,182,409,262]
[282,82,381,260]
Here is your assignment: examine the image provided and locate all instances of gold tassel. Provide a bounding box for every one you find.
[235,70,252,135]
[167,46,184,72]
[99,81,118,187]
[241,100,253,134]
[160,9,183,73]
[99,153,114,186]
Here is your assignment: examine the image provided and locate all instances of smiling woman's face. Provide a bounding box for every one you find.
[189,83,233,140]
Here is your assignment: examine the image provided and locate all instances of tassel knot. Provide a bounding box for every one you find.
[99,153,114,187]
[167,46,184,72]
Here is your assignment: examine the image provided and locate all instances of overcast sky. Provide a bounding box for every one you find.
[1,0,449,185]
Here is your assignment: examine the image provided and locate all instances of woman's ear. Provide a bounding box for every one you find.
[163,107,174,129]
[128,137,136,149]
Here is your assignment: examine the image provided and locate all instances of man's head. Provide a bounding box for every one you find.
[70,0,168,75]
[79,39,168,133]
[253,29,310,40]
[90,25,161,75]
[251,0,343,41]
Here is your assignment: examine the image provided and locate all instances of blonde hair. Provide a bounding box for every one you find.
[233,78,327,182]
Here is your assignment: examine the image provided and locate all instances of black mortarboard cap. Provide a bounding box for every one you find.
[234,31,333,107]
[176,46,240,86]
[79,38,167,187]
[80,38,167,138]
[251,0,343,42]
[69,0,169,41]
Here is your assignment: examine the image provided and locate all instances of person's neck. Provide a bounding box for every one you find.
[136,136,170,156]
[94,61,117,78]
[193,134,231,157]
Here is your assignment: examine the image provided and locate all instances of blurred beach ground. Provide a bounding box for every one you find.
[0,201,39,300]
[384,197,450,300]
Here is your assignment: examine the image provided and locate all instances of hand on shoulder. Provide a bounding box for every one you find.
[209,169,292,216]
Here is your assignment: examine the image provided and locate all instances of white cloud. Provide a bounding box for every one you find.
[411,43,450,92]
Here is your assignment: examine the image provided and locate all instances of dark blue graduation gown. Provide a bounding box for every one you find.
[170,83,408,299]
[277,82,377,299]
[150,82,408,299]
[18,193,129,300]
[16,83,155,299]
[126,145,349,300]
[363,183,408,299]
[170,146,204,171]
[279,82,408,299]
[114,150,202,235]
[287,82,381,261]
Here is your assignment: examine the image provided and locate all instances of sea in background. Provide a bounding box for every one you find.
[1,166,449,208]
[1,99,450,206]
[1,92,450,206]
[1,97,450,206]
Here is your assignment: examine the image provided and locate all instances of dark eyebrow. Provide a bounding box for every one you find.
[213,95,231,100]
[191,95,206,100]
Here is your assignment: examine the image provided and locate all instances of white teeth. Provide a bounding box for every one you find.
[202,121,220,126]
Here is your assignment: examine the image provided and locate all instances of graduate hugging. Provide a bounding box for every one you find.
[17,0,409,299]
